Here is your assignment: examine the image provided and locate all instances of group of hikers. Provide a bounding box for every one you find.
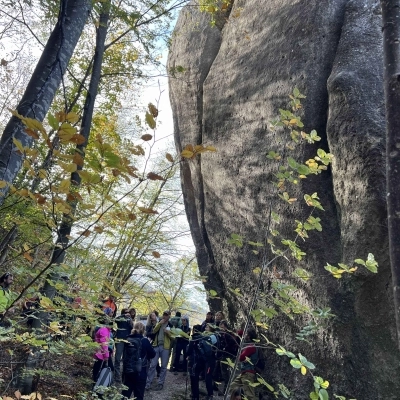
[95,302,264,400]
[1,273,264,400]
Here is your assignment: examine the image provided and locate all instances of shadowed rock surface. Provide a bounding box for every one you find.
[168,0,400,398]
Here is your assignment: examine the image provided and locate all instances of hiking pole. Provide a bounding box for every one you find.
[184,361,189,399]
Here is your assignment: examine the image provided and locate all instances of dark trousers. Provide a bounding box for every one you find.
[173,339,188,371]
[122,372,146,400]
[92,357,114,383]
[190,359,216,398]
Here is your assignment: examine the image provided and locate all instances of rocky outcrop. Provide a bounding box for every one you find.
[168,0,400,398]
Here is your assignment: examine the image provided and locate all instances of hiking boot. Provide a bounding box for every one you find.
[154,384,163,391]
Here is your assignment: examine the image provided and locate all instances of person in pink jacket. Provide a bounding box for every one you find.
[92,320,114,383]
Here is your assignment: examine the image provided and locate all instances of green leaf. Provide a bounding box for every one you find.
[290,358,302,369]
[145,112,156,129]
[310,392,319,400]
[354,259,365,265]
[48,113,59,131]
[288,157,298,169]
[319,389,329,400]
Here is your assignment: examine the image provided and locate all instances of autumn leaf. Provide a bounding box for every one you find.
[34,193,46,205]
[138,207,158,214]
[147,172,165,181]
[78,230,91,237]
[94,226,104,233]
[25,128,40,139]
[166,153,174,162]
[73,153,84,166]
[181,149,194,158]
[65,112,79,124]
[23,252,33,262]
[148,103,158,117]
[0,180,8,188]
[152,251,161,258]
[70,134,86,145]
[128,213,136,220]
[141,134,153,141]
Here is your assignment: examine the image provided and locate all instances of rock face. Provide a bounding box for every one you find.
[168,0,400,398]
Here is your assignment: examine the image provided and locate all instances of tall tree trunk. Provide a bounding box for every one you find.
[381,0,400,349]
[0,0,92,206]
[34,1,111,315]
[0,224,17,265]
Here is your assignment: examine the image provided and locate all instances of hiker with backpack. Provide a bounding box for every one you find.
[145,310,173,391]
[229,328,263,400]
[121,321,155,400]
[187,323,219,400]
[92,319,114,386]
[218,320,240,395]
[172,314,190,375]
[145,311,161,377]
[114,308,134,383]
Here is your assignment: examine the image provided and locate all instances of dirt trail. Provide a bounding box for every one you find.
[144,370,222,400]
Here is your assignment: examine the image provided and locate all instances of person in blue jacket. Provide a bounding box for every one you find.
[122,321,155,400]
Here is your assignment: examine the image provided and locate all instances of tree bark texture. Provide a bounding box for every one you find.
[0,0,92,205]
[168,0,400,398]
[381,0,400,348]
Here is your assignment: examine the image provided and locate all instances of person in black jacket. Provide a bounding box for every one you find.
[172,315,190,374]
[122,321,155,400]
[187,324,217,400]
[114,308,133,383]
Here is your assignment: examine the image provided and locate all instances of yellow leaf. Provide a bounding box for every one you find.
[65,112,79,124]
[141,134,153,141]
[59,161,77,173]
[181,149,194,158]
[0,180,8,188]
[152,251,161,258]
[59,179,71,194]
[13,137,25,152]
[301,366,307,375]
[23,118,46,135]
[19,188,29,197]
[145,112,156,129]
[206,145,217,152]
[166,153,174,162]
[40,297,54,309]
[38,169,47,180]
[58,123,76,143]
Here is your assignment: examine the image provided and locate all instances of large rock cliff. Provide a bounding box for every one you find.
[168,0,400,398]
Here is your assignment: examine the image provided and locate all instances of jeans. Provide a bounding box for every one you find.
[146,345,170,387]
[122,371,146,400]
[114,342,125,382]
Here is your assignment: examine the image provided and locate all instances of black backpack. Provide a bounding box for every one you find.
[124,337,143,373]
[197,334,219,361]
[254,348,266,374]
